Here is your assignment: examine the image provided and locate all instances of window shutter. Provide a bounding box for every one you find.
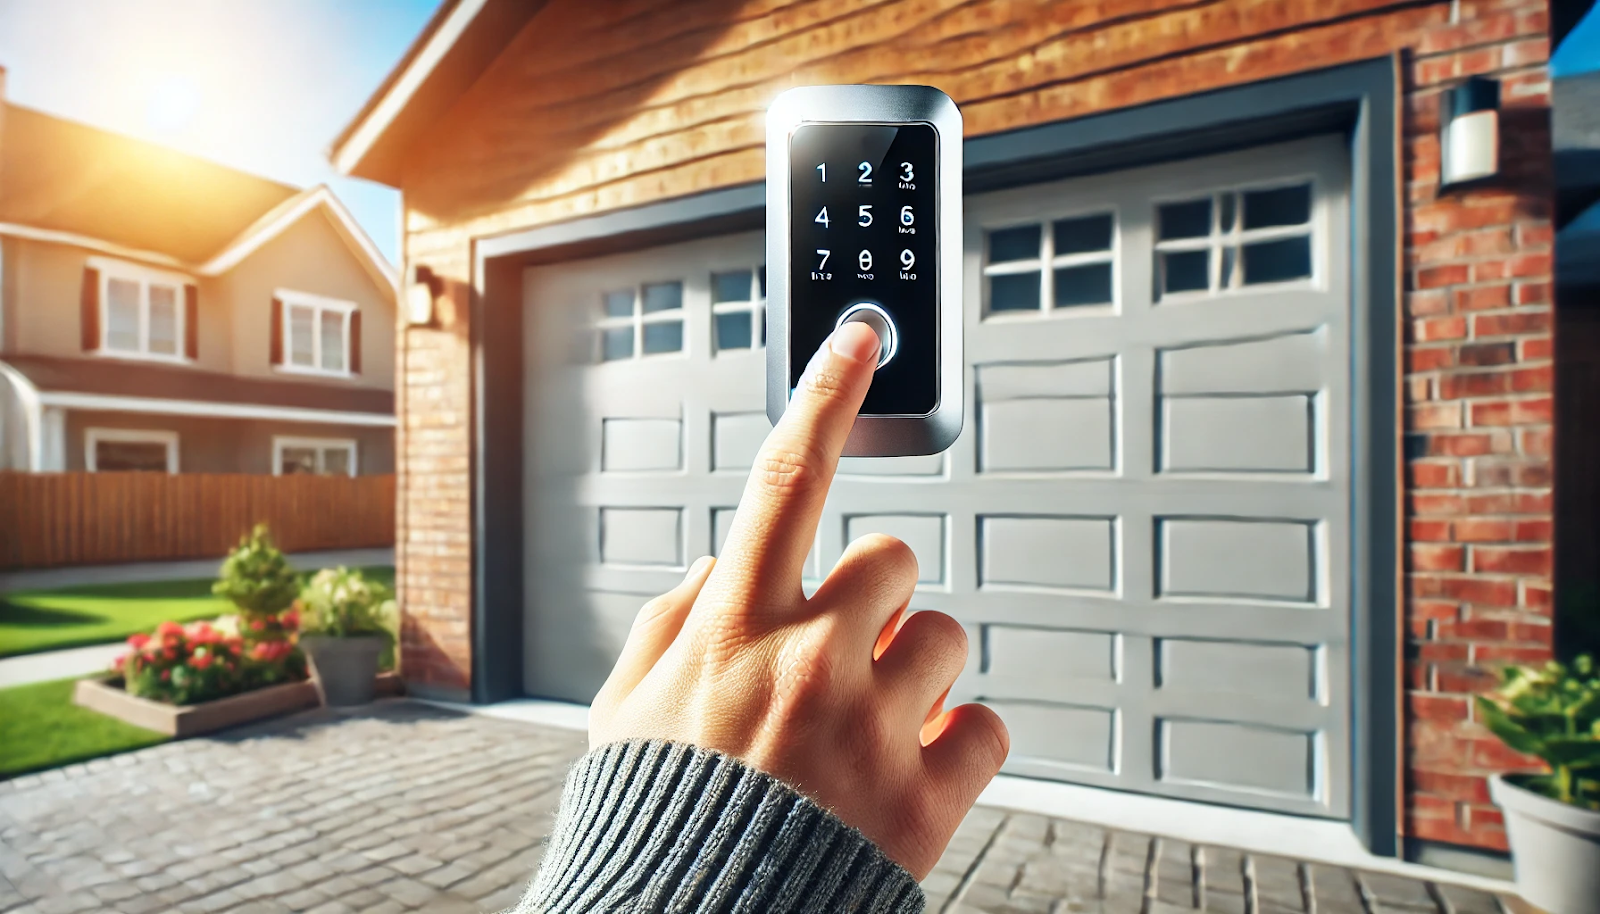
[80,267,100,351]
[349,310,362,374]
[270,297,283,365]
[184,284,199,360]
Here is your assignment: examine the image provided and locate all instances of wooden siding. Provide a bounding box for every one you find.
[0,472,395,570]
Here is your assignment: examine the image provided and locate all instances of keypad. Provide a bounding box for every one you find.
[788,123,938,416]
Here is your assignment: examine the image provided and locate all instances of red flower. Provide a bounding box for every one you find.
[250,619,265,632]
[192,653,213,671]
[127,633,150,649]
[160,669,170,681]
[282,609,300,630]
[163,647,177,661]
[156,621,183,637]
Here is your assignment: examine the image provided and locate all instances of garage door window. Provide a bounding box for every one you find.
[983,212,1115,316]
[1156,181,1315,299]
[711,266,766,352]
[597,281,685,361]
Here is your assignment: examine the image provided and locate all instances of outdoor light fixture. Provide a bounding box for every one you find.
[1439,75,1501,189]
[406,264,440,326]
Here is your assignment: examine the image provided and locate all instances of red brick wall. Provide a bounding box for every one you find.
[1401,2,1554,851]
[390,0,1557,848]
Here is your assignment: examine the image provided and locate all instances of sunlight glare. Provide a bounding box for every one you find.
[145,73,201,135]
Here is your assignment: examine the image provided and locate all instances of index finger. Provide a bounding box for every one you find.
[711,320,881,602]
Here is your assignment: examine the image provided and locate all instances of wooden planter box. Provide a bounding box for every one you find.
[73,673,405,737]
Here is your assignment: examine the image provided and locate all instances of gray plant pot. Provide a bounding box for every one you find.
[299,634,388,707]
[1491,774,1600,914]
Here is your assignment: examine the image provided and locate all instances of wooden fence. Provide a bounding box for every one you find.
[0,472,396,571]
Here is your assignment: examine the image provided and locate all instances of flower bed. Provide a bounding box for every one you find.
[117,618,307,705]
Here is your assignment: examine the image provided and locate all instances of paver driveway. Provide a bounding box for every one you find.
[0,701,1516,913]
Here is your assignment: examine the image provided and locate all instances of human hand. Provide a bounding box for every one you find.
[588,320,1009,880]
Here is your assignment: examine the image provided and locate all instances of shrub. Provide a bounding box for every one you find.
[299,567,394,639]
[115,619,306,706]
[1477,654,1600,810]
[213,524,300,618]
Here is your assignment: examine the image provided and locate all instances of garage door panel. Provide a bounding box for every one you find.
[981,701,1117,773]
[979,398,1115,472]
[1160,395,1314,473]
[1158,719,1319,799]
[1157,517,1319,604]
[978,515,1116,592]
[525,590,646,703]
[526,136,1356,816]
[711,411,769,471]
[600,418,683,472]
[1155,638,1319,699]
[1158,327,1329,395]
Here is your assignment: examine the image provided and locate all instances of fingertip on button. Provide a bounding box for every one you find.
[835,301,898,368]
[830,319,881,365]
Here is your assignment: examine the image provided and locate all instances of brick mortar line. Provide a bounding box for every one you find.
[940,814,1009,914]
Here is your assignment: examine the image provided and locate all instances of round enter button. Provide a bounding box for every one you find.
[834,301,898,368]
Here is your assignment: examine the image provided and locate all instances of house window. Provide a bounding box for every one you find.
[711,266,766,353]
[278,290,355,375]
[85,428,178,473]
[983,212,1116,317]
[94,259,188,361]
[273,436,357,476]
[596,281,685,362]
[1154,181,1316,299]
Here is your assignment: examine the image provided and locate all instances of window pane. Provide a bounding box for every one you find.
[280,447,318,475]
[1161,250,1210,295]
[758,265,767,299]
[987,225,1041,264]
[106,278,140,351]
[1243,184,1312,229]
[712,270,752,303]
[320,310,345,371]
[322,448,351,476]
[148,285,178,355]
[1158,199,1212,240]
[96,440,167,472]
[603,290,634,317]
[1242,237,1312,284]
[757,307,767,345]
[289,306,315,366]
[989,272,1041,312]
[1053,263,1112,307]
[1052,214,1113,256]
[642,320,683,354]
[1220,193,1237,233]
[715,311,752,350]
[1221,247,1237,289]
[642,281,682,314]
[601,326,634,361]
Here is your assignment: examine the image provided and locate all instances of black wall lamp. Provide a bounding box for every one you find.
[406,264,441,326]
[1440,75,1501,189]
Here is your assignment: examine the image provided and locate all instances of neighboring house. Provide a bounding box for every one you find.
[0,69,397,476]
[332,0,1570,877]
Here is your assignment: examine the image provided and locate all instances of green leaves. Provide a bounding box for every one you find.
[298,566,395,639]
[1478,654,1600,809]
[212,524,300,617]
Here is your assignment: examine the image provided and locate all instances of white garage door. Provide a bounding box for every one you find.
[522,134,1352,818]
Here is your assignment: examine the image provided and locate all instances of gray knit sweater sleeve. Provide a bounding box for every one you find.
[509,740,925,913]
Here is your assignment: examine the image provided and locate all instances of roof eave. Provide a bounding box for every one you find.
[328,0,548,186]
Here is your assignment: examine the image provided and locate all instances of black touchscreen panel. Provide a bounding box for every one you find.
[788,123,938,416]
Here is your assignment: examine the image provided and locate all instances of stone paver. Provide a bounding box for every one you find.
[0,701,1516,913]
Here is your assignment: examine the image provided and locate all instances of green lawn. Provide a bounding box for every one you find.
[0,677,168,779]
[0,566,396,659]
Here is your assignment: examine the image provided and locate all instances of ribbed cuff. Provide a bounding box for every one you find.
[511,740,925,914]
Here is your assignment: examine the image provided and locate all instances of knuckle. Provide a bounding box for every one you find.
[753,447,823,494]
[918,611,968,660]
[844,533,919,583]
[801,362,852,403]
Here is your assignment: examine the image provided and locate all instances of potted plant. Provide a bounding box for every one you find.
[297,567,395,706]
[213,524,300,638]
[1478,654,1600,914]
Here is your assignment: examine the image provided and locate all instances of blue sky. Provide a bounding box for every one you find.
[0,0,1596,267]
[0,0,442,265]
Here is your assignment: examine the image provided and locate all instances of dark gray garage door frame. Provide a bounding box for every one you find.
[469,56,1400,856]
